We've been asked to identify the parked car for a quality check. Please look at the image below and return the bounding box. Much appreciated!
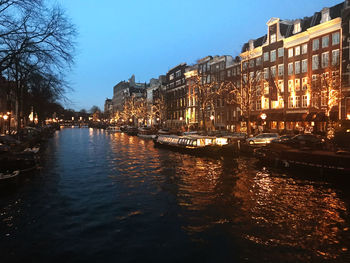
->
[246,133,279,145]
[284,134,325,149]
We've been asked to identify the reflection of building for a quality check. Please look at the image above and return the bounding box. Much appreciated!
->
[240,2,343,134]
[165,63,187,128]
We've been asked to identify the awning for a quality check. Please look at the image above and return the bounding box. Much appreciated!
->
[305,112,317,121]
[285,113,306,121]
[267,112,284,121]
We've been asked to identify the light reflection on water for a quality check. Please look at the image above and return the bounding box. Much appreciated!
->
[0,128,349,262]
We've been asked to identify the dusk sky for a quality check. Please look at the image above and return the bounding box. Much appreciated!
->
[57,0,342,111]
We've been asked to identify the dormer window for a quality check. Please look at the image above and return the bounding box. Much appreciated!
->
[270,33,276,43]
[321,8,330,23]
[293,20,301,34]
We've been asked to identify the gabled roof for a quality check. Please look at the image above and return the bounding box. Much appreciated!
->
[241,35,267,53]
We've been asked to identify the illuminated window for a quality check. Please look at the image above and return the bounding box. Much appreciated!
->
[270,50,276,62]
[278,64,284,76]
[278,80,284,92]
[263,97,269,109]
[288,63,293,75]
[322,36,329,48]
[288,96,294,108]
[332,32,340,45]
[302,77,308,90]
[302,44,308,54]
[295,78,300,91]
[279,96,284,108]
[312,55,319,70]
[302,59,308,73]
[312,39,319,51]
[295,61,300,74]
[312,92,318,108]
[295,46,300,56]
[288,79,294,92]
[288,48,293,57]
[321,52,329,68]
[264,82,269,94]
[271,121,278,129]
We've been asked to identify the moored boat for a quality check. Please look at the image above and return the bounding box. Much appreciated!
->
[106,126,121,133]
[0,170,20,185]
[137,127,156,139]
[153,134,240,158]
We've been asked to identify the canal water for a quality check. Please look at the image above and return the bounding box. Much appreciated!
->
[0,128,350,262]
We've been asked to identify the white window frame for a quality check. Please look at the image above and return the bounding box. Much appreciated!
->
[295,46,300,56]
[270,50,276,62]
[312,55,319,70]
[312,39,319,51]
[278,64,284,76]
[322,35,329,48]
[302,43,308,54]
[301,59,308,73]
[263,52,269,62]
[288,63,293,75]
[288,48,293,58]
[332,32,340,45]
[321,52,329,68]
[332,49,340,66]
[278,47,284,57]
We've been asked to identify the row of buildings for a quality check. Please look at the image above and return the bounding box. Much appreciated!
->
[105,1,350,135]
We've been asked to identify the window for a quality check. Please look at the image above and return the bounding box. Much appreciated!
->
[321,52,329,68]
[278,47,284,57]
[294,22,301,34]
[256,57,262,66]
[295,96,300,108]
[169,73,174,80]
[288,79,294,92]
[295,61,300,74]
[278,64,284,76]
[312,93,318,108]
[288,48,293,57]
[271,66,276,77]
[278,80,284,92]
[312,55,319,70]
[332,32,340,45]
[249,59,254,67]
[263,98,269,109]
[302,44,308,54]
[227,70,231,77]
[288,96,294,108]
[302,77,308,90]
[176,70,181,77]
[270,50,276,62]
[264,82,269,94]
[256,100,261,110]
[302,95,308,108]
[270,33,276,43]
[321,91,327,106]
[312,39,319,51]
[264,68,269,79]
[264,52,269,62]
[288,63,293,75]
[295,46,300,56]
[322,35,329,48]
[242,62,247,70]
[302,59,308,73]
[295,79,300,91]
[332,49,340,66]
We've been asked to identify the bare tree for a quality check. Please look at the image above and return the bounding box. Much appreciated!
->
[0,1,76,132]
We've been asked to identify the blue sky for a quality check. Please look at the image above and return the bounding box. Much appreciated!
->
[57,0,343,111]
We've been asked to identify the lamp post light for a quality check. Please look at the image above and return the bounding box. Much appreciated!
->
[210,115,215,131]
[260,113,267,132]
